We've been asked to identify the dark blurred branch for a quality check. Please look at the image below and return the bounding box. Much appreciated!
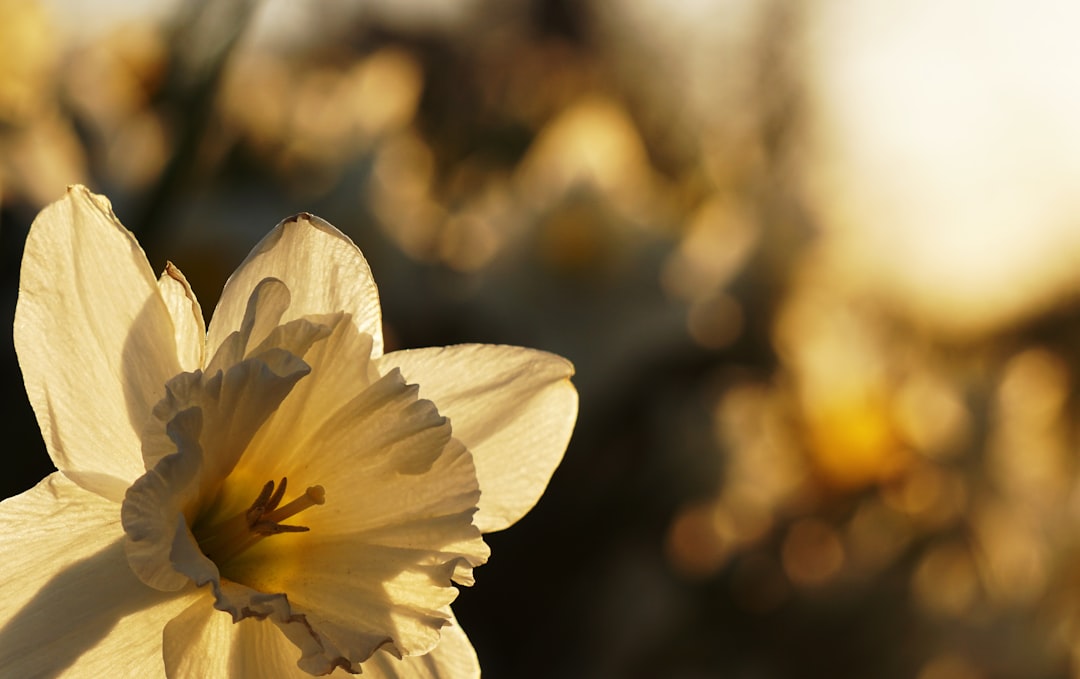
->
[132,0,257,255]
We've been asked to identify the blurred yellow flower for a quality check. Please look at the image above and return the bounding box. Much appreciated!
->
[1,186,577,677]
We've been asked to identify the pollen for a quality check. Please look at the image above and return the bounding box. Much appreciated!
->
[198,477,325,565]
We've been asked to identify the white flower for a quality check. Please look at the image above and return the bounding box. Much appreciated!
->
[0,186,577,677]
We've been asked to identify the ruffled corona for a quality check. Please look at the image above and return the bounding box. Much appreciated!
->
[121,276,489,675]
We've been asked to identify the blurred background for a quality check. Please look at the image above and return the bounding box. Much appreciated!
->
[4,0,1080,677]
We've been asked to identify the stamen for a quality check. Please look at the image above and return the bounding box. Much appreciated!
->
[259,482,325,529]
[197,477,325,565]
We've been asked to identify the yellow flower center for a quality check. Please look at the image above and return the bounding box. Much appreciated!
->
[197,477,325,565]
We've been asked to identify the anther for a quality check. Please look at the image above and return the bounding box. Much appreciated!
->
[197,477,326,565]
[252,479,326,535]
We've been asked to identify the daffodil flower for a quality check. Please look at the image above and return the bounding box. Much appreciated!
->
[0,186,577,677]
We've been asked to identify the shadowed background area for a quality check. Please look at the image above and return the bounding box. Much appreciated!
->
[4,1,1080,677]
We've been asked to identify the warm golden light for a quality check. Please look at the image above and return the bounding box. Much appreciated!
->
[781,518,845,587]
[803,0,1080,337]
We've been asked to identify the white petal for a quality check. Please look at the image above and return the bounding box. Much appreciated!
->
[0,473,198,677]
[204,277,292,376]
[363,616,480,679]
[162,596,232,678]
[141,280,331,472]
[123,409,211,592]
[164,596,319,678]
[221,370,488,665]
[168,578,387,676]
[124,346,313,591]
[158,262,206,372]
[206,213,384,363]
[14,185,183,501]
[378,344,578,532]
[163,603,479,678]
[231,316,380,494]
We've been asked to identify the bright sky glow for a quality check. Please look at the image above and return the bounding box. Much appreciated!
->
[804,0,1080,336]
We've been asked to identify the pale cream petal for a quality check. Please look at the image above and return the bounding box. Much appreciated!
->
[234,537,460,662]
[141,280,321,471]
[169,578,388,676]
[378,344,578,532]
[58,592,199,679]
[139,345,312,475]
[164,596,320,678]
[231,356,439,513]
[363,615,480,679]
[158,261,206,373]
[0,473,198,677]
[164,603,479,678]
[162,597,232,678]
[204,277,292,376]
[219,370,488,665]
[14,185,183,500]
[123,409,210,592]
[124,346,313,591]
[206,213,384,363]
[233,316,380,500]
